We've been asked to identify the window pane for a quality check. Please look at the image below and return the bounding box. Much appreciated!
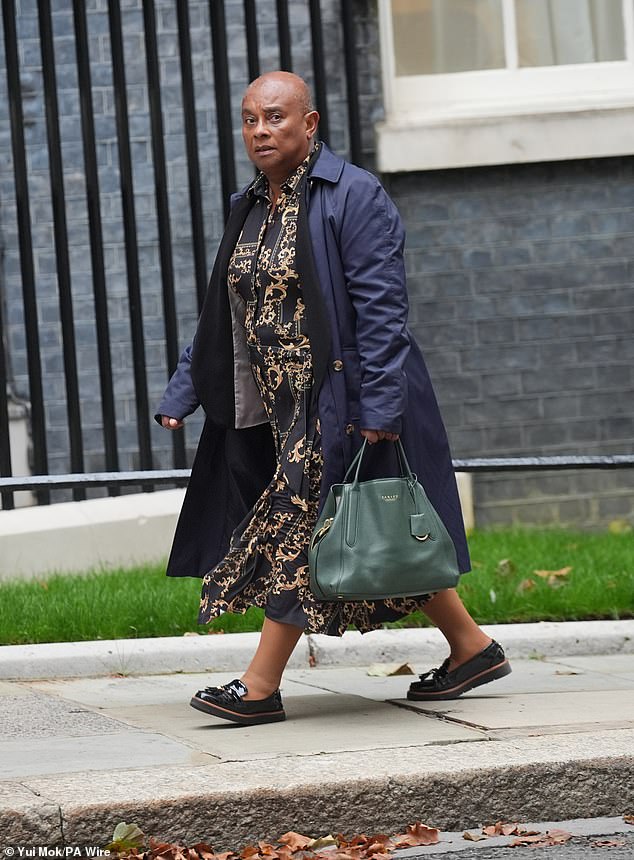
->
[391,0,505,76]
[516,0,625,67]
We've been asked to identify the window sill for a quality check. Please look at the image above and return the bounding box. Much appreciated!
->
[376,97,634,172]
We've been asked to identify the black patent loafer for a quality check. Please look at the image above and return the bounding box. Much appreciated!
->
[407,640,511,701]
[190,678,286,725]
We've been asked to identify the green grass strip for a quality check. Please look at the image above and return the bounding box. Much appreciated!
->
[0,528,632,645]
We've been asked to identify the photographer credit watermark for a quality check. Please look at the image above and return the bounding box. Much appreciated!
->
[3,848,110,858]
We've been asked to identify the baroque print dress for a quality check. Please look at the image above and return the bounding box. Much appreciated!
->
[198,147,430,635]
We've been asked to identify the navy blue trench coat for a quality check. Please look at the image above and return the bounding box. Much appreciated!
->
[156,144,470,580]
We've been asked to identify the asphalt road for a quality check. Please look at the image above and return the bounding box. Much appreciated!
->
[395,818,634,859]
[410,834,634,858]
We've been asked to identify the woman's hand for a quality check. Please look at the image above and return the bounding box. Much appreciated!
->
[161,415,184,430]
[360,429,399,444]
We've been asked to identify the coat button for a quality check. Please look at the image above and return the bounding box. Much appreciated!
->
[332,359,344,371]
[345,423,354,435]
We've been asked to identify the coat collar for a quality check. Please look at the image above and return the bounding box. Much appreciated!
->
[233,142,345,205]
[308,142,345,184]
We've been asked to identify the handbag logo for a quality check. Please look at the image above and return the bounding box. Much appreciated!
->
[381,494,399,501]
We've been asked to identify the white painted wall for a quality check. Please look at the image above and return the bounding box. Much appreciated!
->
[0,488,185,580]
[3,400,34,509]
[0,476,474,581]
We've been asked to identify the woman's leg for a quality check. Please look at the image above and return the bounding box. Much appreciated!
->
[240,616,304,699]
[422,588,491,670]
[239,593,491,699]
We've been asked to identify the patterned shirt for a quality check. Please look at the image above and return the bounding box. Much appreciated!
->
[227,145,320,350]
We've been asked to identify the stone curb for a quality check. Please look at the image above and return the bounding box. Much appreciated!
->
[2,741,633,846]
[1,619,633,680]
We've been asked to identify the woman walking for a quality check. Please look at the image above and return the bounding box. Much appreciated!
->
[157,72,510,725]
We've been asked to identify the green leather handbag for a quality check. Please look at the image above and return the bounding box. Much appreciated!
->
[308,439,460,601]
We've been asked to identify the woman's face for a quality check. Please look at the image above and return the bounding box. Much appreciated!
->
[241,76,318,187]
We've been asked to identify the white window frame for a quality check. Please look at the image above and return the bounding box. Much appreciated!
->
[377,0,634,172]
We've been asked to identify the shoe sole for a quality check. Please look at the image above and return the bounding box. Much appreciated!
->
[190,695,286,725]
[406,659,512,701]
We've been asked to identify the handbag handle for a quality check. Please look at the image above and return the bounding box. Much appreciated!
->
[343,439,415,486]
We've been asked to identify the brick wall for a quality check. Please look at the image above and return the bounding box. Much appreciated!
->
[385,159,634,527]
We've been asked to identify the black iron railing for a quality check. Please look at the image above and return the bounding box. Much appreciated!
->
[1,455,633,498]
[0,0,364,511]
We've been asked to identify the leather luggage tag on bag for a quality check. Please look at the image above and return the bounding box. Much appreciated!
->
[410,513,430,541]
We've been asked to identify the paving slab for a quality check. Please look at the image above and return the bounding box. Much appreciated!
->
[287,658,634,697]
[26,672,250,708]
[25,674,479,766]
[0,688,132,738]
[0,679,31,696]
[28,659,634,712]
[396,689,634,732]
[0,731,208,779]
[103,697,479,762]
[550,654,634,679]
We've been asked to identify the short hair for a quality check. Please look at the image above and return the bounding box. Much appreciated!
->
[245,71,315,114]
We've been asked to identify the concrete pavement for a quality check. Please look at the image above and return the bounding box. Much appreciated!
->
[1,621,633,850]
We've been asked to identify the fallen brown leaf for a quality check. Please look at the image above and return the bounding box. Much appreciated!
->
[511,829,572,847]
[516,578,535,593]
[366,838,391,854]
[509,834,546,846]
[147,838,191,860]
[366,663,415,677]
[497,558,515,576]
[334,850,363,860]
[534,566,572,587]
[392,823,440,848]
[545,828,573,844]
[344,835,370,849]
[149,837,175,853]
[189,845,219,860]
[111,821,449,860]
[534,566,572,578]
[555,670,579,676]
[593,840,625,848]
[307,835,338,851]
[624,814,634,824]
[462,831,487,841]
[482,822,522,837]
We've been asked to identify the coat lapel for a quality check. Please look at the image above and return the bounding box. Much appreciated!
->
[297,173,332,397]
[190,193,255,425]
